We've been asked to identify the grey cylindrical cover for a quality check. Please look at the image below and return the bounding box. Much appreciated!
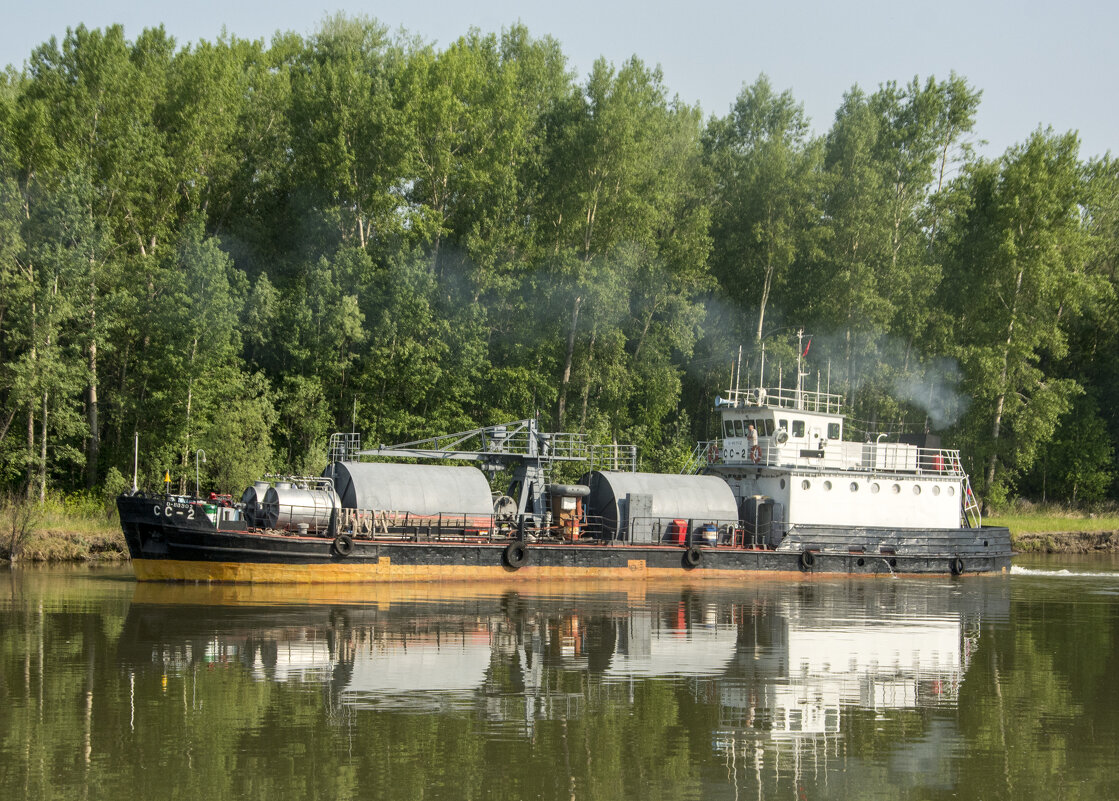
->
[582,471,739,537]
[326,462,494,515]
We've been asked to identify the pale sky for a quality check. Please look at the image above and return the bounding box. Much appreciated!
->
[2,0,1114,160]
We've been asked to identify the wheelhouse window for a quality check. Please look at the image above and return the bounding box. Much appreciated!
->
[828,422,841,440]
[792,420,805,438]
[778,418,788,433]
[734,419,745,437]
[723,420,735,438]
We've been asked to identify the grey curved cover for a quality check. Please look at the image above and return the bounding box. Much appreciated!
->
[326,462,494,515]
[581,471,739,537]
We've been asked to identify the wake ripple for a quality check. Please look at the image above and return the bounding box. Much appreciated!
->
[1011,565,1119,579]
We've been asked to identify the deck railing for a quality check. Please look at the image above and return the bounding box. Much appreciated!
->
[720,386,844,414]
[690,439,967,477]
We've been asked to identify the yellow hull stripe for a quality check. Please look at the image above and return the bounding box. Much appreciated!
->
[131,558,815,584]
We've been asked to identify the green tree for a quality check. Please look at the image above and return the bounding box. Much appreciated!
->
[942,130,1096,503]
[704,74,823,343]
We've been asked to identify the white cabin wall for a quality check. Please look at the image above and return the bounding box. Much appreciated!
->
[730,473,962,529]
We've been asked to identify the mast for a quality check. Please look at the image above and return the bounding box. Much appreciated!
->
[795,329,804,410]
[734,345,743,400]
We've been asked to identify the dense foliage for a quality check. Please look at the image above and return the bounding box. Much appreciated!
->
[0,18,1115,505]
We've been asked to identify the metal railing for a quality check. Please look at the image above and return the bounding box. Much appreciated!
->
[589,443,639,473]
[706,440,968,477]
[720,386,843,414]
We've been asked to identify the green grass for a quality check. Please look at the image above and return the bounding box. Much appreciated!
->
[986,513,1119,534]
[2,492,128,562]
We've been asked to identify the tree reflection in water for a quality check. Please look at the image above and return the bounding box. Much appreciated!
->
[5,569,1119,800]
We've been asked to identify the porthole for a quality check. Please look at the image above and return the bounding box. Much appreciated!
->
[780,479,786,489]
[801,480,811,490]
[947,486,956,496]
[856,558,865,567]
[913,485,922,495]
[871,483,880,494]
[891,484,901,494]
[932,485,941,496]
[849,482,859,492]
[823,480,833,491]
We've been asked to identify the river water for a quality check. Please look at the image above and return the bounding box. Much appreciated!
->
[2,558,1117,800]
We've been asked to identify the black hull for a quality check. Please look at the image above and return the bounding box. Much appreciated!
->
[118,495,1013,582]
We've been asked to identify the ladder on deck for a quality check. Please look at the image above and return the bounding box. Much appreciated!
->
[952,454,982,528]
[682,441,719,475]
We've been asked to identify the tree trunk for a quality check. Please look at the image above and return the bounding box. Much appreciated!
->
[579,323,598,431]
[39,390,48,504]
[180,336,198,494]
[26,410,34,500]
[557,296,582,428]
[755,262,773,343]
[0,407,15,447]
[985,269,1024,493]
[86,333,99,489]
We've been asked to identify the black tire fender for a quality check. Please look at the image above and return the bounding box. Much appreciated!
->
[799,550,816,571]
[950,556,964,575]
[503,541,528,569]
[333,534,354,557]
[684,546,702,568]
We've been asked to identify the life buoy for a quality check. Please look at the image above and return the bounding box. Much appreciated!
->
[684,546,702,567]
[750,445,762,464]
[950,557,964,575]
[333,534,354,557]
[799,550,815,571]
[503,542,528,568]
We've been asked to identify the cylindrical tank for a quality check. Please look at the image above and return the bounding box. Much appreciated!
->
[580,471,739,540]
[741,495,775,547]
[259,485,340,530]
[240,480,270,526]
[325,462,494,516]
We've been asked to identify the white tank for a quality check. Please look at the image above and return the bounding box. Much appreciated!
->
[259,485,340,531]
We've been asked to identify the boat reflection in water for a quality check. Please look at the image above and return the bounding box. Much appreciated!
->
[120,578,1004,736]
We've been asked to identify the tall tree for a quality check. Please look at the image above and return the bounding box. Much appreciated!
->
[704,75,822,344]
[943,130,1096,502]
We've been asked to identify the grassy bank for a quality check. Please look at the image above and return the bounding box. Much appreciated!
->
[987,502,1119,553]
[2,494,127,562]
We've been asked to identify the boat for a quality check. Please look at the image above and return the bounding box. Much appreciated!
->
[117,340,1013,582]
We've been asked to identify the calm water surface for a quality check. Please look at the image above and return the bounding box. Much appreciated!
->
[2,560,1117,800]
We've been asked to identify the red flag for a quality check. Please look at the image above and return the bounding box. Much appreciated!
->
[801,338,812,357]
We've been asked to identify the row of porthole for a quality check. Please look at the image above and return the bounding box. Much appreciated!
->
[800,479,955,496]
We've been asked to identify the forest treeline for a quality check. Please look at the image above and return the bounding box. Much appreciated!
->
[1,16,1116,507]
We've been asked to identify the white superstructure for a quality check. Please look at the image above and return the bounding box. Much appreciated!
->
[691,337,980,533]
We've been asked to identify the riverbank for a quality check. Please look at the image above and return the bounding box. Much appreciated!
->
[15,527,128,562]
[986,509,1119,553]
[1008,530,1119,553]
[2,496,127,562]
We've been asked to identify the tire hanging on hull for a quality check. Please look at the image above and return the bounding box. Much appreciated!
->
[503,542,528,568]
[333,534,354,557]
